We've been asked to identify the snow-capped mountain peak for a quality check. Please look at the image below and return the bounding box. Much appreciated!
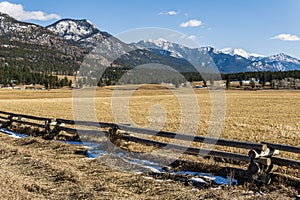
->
[47,18,114,50]
[220,48,264,59]
[202,46,222,54]
[137,39,300,72]
[137,39,187,58]
[156,38,169,43]
[265,53,300,64]
[47,19,99,42]
[232,48,250,59]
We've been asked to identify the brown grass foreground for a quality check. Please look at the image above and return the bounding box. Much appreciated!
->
[0,86,299,199]
[1,134,296,200]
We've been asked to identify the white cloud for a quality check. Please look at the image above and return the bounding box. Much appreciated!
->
[0,1,60,21]
[159,10,178,16]
[271,33,300,41]
[167,11,177,16]
[180,19,202,28]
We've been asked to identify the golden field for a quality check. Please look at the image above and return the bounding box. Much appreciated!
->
[1,86,299,148]
[0,86,299,199]
[0,86,299,160]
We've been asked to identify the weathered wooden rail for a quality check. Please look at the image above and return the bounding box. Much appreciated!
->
[261,142,300,154]
[117,124,267,151]
[0,111,299,184]
[0,111,51,132]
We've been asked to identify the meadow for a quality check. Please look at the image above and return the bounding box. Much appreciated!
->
[0,86,299,199]
[1,86,299,149]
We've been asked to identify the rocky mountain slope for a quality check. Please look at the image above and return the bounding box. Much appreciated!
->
[0,13,83,57]
[0,13,84,77]
[47,19,197,72]
[47,19,112,51]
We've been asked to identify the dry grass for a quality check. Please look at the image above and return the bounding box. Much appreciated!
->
[0,86,299,199]
[1,87,299,153]
[0,133,297,199]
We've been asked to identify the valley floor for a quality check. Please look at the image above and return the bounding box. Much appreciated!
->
[0,87,299,199]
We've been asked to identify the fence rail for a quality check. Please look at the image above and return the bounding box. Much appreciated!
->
[56,120,267,150]
[57,118,300,170]
[12,119,47,128]
[56,118,116,128]
[261,142,300,154]
[0,111,51,132]
[56,126,107,136]
[0,116,8,120]
[0,111,51,122]
[117,124,267,151]
[0,111,299,174]
[124,135,261,163]
[271,157,300,169]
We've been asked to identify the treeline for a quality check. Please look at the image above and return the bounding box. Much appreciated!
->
[182,70,300,83]
[182,70,300,89]
[0,65,72,89]
[221,70,300,89]
[2,55,300,90]
[77,67,188,88]
[75,68,300,89]
[221,70,300,85]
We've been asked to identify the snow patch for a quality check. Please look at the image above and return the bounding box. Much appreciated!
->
[174,171,238,185]
[0,128,28,138]
[221,48,264,59]
[189,177,207,184]
[1,128,238,187]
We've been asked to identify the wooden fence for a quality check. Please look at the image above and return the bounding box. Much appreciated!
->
[0,111,51,131]
[0,111,299,184]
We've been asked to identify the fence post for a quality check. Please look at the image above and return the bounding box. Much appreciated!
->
[4,114,14,128]
[45,119,51,133]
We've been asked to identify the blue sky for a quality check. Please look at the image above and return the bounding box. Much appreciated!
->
[0,0,300,58]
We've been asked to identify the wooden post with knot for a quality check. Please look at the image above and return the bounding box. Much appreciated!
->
[247,146,280,185]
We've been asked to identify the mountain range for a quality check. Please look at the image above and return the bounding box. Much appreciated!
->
[136,39,300,73]
[1,12,300,75]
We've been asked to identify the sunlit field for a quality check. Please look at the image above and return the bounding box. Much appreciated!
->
[1,86,300,198]
[1,86,299,154]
